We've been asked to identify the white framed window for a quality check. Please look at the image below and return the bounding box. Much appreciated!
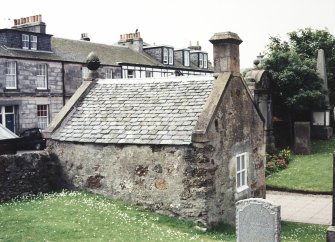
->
[163,48,168,64]
[37,105,49,129]
[184,51,190,67]
[169,49,173,65]
[37,64,47,89]
[105,68,112,79]
[127,69,135,78]
[236,152,248,192]
[203,53,208,69]
[5,61,17,89]
[199,53,204,68]
[22,34,29,49]
[30,35,37,50]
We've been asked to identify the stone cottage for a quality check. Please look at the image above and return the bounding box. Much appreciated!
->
[45,32,265,227]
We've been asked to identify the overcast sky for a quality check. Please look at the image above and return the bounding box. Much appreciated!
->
[1,0,335,68]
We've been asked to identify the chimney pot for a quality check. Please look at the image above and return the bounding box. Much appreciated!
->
[209,31,243,75]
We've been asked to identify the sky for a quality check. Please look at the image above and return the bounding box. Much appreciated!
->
[1,0,335,69]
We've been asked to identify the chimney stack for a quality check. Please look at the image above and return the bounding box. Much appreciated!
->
[209,32,242,75]
[81,33,90,41]
[12,14,46,34]
[118,31,143,52]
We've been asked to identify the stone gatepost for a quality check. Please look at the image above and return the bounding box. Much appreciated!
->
[236,198,281,242]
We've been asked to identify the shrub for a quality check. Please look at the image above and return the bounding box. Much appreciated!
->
[265,148,292,176]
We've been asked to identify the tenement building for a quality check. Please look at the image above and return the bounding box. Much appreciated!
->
[0,15,212,134]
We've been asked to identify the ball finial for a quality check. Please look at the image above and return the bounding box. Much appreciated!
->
[86,52,100,71]
[253,59,260,67]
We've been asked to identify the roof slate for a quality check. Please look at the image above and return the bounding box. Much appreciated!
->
[52,76,214,145]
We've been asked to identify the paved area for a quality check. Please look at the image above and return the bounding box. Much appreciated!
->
[266,190,332,225]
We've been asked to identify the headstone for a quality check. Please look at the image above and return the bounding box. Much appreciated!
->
[317,49,330,106]
[236,198,281,242]
[294,122,311,154]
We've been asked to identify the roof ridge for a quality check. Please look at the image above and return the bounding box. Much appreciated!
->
[97,75,213,84]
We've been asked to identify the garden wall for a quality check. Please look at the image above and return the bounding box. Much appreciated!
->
[0,151,64,202]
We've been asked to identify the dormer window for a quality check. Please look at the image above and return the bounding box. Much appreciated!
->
[184,51,190,67]
[163,47,174,65]
[22,34,38,50]
[22,34,29,49]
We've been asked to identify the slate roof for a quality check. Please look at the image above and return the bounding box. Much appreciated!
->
[51,37,162,66]
[52,76,214,145]
[0,33,212,71]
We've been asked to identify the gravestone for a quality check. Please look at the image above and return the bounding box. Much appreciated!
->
[236,198,281,242]
[294,122,311,155]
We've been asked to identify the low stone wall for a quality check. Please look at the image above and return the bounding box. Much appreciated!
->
[0,151,64,202]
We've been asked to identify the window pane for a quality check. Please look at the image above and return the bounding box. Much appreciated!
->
[6,62,17,88]
[5,106,14,113]
[163,48,168,64]
[199,53,203,67]
[22,34,29,49]
[105,68,112,79]
[237,156,240,171]
[37,105,48,129]
[242,171,246,186]
[169,49,173,65]
[241,155,245,169]
[37,64,47,89]
[184,51,190,66]
[31,35,37,50]
[237,173,241,187]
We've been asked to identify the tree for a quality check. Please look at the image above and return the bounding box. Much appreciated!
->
[263,28,335,146]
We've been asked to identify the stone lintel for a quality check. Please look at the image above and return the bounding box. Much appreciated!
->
[191,72,231,143]
[43,80,97,138]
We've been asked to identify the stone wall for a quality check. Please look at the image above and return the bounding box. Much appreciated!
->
[0,151,63,202]
[48,141,218,227]
[204,76,266,225]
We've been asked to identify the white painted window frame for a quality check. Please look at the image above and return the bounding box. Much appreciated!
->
[184,51,190,67]
[36,64,47,89]
[37,104,49,129]
[169,48,173,65]
[105,68,113,79]
[5,61,17,89]
[236,152,248,192]
[22,34,29,49]
[163,48,168,64]
[199,53,204,68]
[203,53,208,69]
[30,35,37,50]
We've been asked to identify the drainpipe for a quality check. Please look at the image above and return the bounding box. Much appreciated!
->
[62,62,66,105]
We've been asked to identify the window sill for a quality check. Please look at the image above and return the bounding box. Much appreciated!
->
[3,88,20,92]
[35,88,49,92]
[236,185,249,194]
[235,186,250,200]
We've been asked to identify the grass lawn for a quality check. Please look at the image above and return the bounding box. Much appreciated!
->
[0,191,328,241]
[266,137,334,193]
